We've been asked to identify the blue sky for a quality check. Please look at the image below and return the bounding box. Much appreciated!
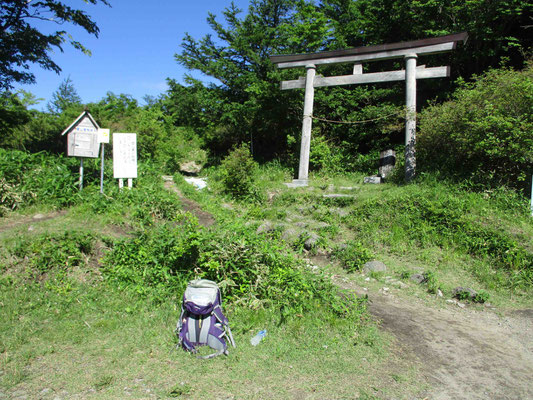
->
[15,0,251,109]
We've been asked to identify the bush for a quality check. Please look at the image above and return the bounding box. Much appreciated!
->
[348,187,533,289]
[220,143,260,200]
[14,231,95,273]
[102,218,363,319]
[418,64,533,191]
[332,241,374,272]
[0,149,81,209]
[309,134,343,173]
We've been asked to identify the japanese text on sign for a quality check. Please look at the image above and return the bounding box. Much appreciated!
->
[113,133,138,179]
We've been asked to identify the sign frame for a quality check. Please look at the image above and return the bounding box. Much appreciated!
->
[113,133,138,179]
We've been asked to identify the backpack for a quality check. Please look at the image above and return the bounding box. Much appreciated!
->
[175,279,236,359]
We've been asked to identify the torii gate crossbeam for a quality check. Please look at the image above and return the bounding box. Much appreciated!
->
[270,32,467,185]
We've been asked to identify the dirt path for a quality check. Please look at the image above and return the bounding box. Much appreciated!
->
[0,210,67,233]
[162,176,215,228]
[336,277,533,399]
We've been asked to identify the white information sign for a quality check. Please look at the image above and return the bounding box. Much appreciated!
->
[97,128,110,144]
[113,133,138,179]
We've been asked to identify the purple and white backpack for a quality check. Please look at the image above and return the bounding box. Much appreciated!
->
[176,279,236,359]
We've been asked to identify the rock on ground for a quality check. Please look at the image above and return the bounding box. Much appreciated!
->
[363,260,387,274]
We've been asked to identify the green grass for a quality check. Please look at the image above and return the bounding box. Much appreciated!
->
[0,159,424,399]
[0,276,419,399]
[198,164,533,308]
[3,151,532,399]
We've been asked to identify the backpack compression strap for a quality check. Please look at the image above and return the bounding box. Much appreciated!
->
[179,313,228,359]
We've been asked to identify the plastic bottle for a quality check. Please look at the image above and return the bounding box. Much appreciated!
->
[250,329,267,346]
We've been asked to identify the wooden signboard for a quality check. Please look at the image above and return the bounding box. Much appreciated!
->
[61,111,100,158]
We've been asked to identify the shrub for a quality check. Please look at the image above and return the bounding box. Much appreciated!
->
[0,149,81,209]
[0,178,31,215]
[418,64,533,191]
[309,134,343,173]
[101,217,201,298]
[332,241,374,273]
[102,218,363,319]
[14,231,95,273]
[220,143,260,200]
[347,186,533,289]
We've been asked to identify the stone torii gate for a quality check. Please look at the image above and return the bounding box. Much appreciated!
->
[270,32,467,186]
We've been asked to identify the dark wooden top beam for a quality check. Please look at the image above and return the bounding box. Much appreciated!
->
[270,32,468,65]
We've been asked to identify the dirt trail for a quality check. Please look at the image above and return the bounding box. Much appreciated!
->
[162,175,215,227]
[0,210,67,233]
[337,277,533,399]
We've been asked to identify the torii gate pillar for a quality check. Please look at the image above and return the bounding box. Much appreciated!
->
[270,32,467,186]
[297,64,316,184]
[405,54,417,181]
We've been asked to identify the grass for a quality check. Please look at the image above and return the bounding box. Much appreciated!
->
[0,166,424,399]
[197,164,533,309]
[0,276,419,399]
[2,153,533,399]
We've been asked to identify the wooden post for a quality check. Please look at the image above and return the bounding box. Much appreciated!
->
[79,158,84,190]
[405,54,417,182]
[127,178,132,189]
[100,143,105,194]
[119,178,124,189]
[297,64,316,183]
[530,175,533,217]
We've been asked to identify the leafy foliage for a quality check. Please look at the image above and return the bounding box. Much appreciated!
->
[332,241,374,272]
[102,217,362,319]
[349,185,533,289]
[0,148,81,209]
[0,0,110,90]
[170,0,532,171]
[47,77,82,115]
[418,64,533,190]
[14,231,95,273]
[220,143,260,200]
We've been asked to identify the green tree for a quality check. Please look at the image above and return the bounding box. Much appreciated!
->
[0,90,34,148]
[174,0,331,160]
[220,143,260,199]
[172,0,532,171]
[47,77,82,115]
[0,0,110,90]
[336,0,533,76]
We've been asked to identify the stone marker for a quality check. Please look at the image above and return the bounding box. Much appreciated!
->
[363,260,387,274]
[364,176,382,184]
[379,149,396,179]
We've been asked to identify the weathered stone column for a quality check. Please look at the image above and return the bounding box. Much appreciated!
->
[405,54,417,182]
[297,64,316,183]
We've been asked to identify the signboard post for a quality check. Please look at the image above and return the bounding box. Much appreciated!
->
[61,111,101,190]
[113,133,138,189]
[97,128,110,194]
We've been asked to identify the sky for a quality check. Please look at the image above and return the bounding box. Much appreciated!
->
[14,0,251,110]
